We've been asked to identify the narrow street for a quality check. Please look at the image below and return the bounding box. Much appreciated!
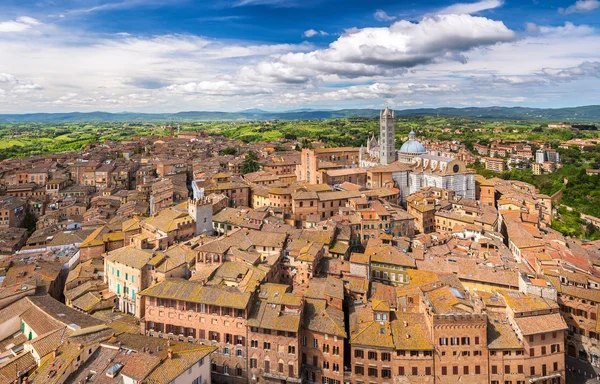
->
[566,356,600,384]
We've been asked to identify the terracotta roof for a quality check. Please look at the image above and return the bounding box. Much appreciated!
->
[514,313,567,335]
[139,279,251,309]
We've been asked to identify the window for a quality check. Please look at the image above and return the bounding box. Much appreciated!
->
[464,366,469,375]
[505,365,510,374]
[354,349,364,359]
[411,367,417,376]
[381,352,390,361]
[426,367,432,376]
[474,336,480,345]
[236,349,243,357]
[264,342,271,350]
[439,337,447,345]
[492,366,497,374]
[398,367,404,375]
[551,344,560,353]
[288,345,296,354]
[528,335,534,342]
[453,366,458,375]
[250,359,257,368]
[541,333,545,341]
[541,346,547,355]
[530,367,535,376]
[518,365,523,374]
[368,367,378,378]
[529,348,534,357]
[302,336,307,346]
[368,351,377,360]
[332,346,340,355]
[236,367,242,376]
[289,364,294,377]
[251,340,258,348]
[475,366,481,375]
[279,363,285,373]
[323,361,329,370]
[264,361,270,373]
[442,367,447,376]
[223,365,229,375]
[553,362,558,371]
[354,366,364,376]
[313,339,319,348]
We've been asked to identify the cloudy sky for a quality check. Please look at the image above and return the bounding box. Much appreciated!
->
[1,0,600,113]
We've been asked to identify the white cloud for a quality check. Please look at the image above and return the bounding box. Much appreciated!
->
[560,0,600,14]
[525,22,540,33]
[438,0,504,15]
[244,14,516,83]
[1,5,600,112]
[374,10,397,22]
[303,29,328,38]
[164,80,272,96]
[0,73,43,94]
[541,61,600,81]
[0,16,41,33]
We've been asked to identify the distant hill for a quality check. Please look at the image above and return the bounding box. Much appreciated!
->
[1,105,600,122]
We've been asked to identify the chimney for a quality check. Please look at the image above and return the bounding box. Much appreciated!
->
[167,348,174,360]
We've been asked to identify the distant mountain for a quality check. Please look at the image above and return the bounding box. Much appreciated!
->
[284,108,334,112]
[238,108,269,114]
[1,105,600,123]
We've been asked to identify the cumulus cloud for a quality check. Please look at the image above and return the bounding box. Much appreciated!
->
[164,80,272,96]
[472,74,550,86]
[541,61,600,80]
[559,0,600,14]
[303,29,328,38]
[243,14,516,84]
[0,16,41,33]
[374,10,397,22]
[0,73,43,94]
[525,22,540,33]
[438,0,504,15]
[277,82,454,104]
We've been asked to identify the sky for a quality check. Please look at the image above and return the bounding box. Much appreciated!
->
[1,0,600,113]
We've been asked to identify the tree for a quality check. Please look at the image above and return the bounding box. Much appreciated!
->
[22,211,37,235]
[241,151,260,175]
[222,147,237,155]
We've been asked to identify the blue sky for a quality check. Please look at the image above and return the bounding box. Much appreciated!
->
[1,0,600,112]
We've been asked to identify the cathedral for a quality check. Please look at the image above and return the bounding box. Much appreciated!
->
[359,107,397,167]
[359,110,475,202]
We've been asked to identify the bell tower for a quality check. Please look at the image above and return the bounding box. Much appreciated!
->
[379,107,396,165]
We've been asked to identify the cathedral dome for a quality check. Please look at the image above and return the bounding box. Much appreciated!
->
[399,131,426,154]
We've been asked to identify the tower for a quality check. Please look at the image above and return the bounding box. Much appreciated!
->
[188,197,213,236]
[379,107,396,165]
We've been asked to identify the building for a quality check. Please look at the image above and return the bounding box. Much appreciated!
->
[379,107,396,165]
[150,178,174,215]
[409,155,476,200]
[484,157,506,173]
[398,130,427,163]
[139,279,253,384]
[296,147,360,184]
